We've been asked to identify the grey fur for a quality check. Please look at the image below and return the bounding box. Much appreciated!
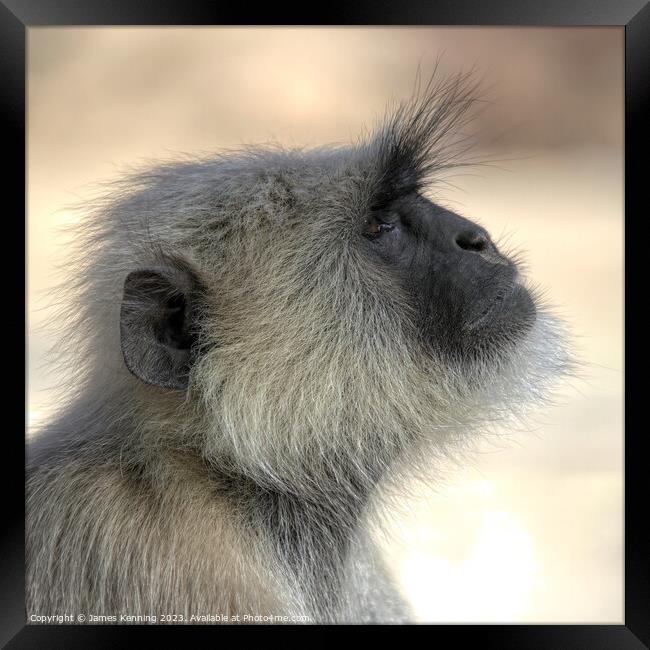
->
[27,71,571,624]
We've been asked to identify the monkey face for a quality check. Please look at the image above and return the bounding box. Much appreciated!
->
[359,192,536,365]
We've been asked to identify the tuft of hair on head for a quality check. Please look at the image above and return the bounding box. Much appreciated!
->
[364,62,485,211]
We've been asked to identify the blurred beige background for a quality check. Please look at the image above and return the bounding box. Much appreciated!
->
[27,27,623,623]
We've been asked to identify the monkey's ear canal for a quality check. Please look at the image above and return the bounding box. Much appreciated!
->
[120,263,202,391]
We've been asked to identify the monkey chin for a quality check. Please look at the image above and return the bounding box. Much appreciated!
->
[465,281,537,338]
[466,299,571,419]
[445,277,571,423]
[449,283,538,380]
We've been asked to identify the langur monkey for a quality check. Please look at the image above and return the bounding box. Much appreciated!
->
[27,71,570,623]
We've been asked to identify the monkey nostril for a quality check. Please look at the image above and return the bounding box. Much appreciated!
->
[455,231,489,253]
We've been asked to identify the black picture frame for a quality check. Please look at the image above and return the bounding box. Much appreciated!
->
[5,1,647,646]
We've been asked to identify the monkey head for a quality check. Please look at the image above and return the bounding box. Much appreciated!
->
[100,74,570,489]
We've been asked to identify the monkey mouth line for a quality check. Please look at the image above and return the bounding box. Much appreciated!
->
[466,283,519,331]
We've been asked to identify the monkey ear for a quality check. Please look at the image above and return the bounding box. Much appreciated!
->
[120,263,202,390]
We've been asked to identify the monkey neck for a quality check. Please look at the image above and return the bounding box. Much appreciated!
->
[213,459,384,618]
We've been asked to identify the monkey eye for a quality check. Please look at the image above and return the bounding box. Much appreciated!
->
[364,220,395,239]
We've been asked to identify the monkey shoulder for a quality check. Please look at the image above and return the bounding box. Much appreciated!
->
[26,441,291,618]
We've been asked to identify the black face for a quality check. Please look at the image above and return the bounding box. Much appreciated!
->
[362,193,536,363]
